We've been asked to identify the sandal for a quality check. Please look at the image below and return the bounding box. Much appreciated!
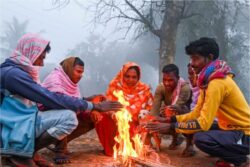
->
[53,154,71,164]
[47,145,71,155]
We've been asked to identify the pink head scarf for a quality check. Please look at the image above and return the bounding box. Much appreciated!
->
[41,58,81,98]
[9,33,50,83]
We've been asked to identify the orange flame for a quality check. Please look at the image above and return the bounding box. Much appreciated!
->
[113,90,145,164]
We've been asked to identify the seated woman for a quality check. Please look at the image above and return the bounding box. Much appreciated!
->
[39,56,104,164]
[95,62,154,156]
[0,34,122,167]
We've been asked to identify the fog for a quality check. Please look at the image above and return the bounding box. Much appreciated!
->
[0,0,159,95]
[0,0,249,102]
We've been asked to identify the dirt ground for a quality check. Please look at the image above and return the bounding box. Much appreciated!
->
[36,130,218,167]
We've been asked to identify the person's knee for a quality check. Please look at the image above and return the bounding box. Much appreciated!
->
[52,110,79,139]
[37,110,79,140]
[63,110,78,130]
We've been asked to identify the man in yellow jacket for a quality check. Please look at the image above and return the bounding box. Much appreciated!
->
[146,37,250,167]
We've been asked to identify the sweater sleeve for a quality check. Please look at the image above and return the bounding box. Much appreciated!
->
[4,68,93,112]
[175,80,223,134]
[176,89,204,123]
[150,84,164,116]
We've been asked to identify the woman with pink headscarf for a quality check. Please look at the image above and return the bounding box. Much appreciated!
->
[39,56,105,164]
[0,34,122,167]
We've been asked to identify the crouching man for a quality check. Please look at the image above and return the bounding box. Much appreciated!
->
[146,37,250,167]
[0,34,123,167]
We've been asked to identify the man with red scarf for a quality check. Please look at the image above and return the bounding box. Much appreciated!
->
[146,37,250,167]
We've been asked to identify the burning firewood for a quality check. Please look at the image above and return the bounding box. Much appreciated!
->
[112,91,172,167]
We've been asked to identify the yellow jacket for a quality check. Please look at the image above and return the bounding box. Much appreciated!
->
[176,75,250,135]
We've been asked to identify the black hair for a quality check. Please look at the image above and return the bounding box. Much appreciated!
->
[128,66,140,78]
[74,57,84,66]
[45,43,51,53]
[185,37,219,60]
[162,64,179,77]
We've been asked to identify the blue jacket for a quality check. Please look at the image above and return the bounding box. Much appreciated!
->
[0,59,93,157]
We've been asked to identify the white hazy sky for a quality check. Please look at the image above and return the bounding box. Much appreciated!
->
[0,0,130,63]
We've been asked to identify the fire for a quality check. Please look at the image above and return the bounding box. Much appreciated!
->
[113,90,145,164]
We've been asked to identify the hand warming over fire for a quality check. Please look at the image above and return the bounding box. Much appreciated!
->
[167,105,183,114]
[160,105,179,117]
[144,122,172,134]
[93,101,123,112]
[159,104,166,117]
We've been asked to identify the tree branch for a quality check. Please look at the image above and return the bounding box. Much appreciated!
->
[124,0,161,37]
[181,13,201,20]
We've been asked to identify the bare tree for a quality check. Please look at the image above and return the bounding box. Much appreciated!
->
[51,0,249,82]
[94,0,203,79]
[51,0,200,80]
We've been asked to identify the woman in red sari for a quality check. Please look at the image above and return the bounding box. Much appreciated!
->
[95,62,154,156]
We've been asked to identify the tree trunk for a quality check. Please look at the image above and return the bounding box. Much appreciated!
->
[158,34,177,82]
[214,2,228,61]
[158,1,182,82]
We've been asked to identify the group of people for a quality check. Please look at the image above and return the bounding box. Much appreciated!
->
[0,34,249,167]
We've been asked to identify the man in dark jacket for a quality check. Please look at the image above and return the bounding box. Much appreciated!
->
[0,33,122,167]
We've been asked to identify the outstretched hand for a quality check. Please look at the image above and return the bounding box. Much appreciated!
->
[160,105,181,117]
[144,122,171,134]
[93,101,123,112]
[159,105,167,117]
[167,105,179,112]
